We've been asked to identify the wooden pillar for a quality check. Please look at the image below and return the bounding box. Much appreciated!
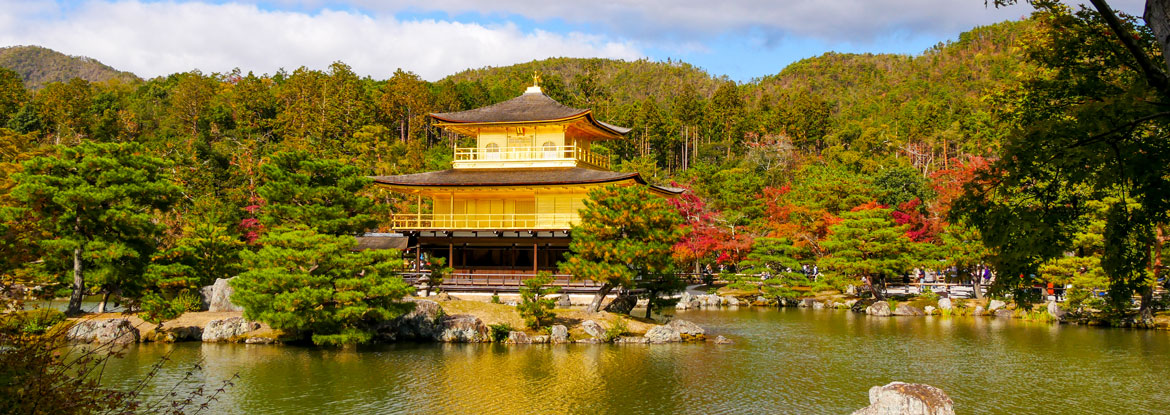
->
[533,242,539,273]
[448,241,454,268]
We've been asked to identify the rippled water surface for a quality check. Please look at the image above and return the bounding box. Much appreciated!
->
[100,308,1170,414]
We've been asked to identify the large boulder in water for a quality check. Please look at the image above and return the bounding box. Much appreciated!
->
[851,299,876,314]
[379,299,445,341]
[893,303,925,316]
[549,324,569,343]
[644,325,682,343]
[505,331,531,344]
[581,320,606,339]
[1047,301,1066,320]
[604,294,638,314]
[988,299,1006,312]
[666,319,705,341]
[67,318,139,344]
[202,317,260,342]
[867,301,892,317]
[201,277,243,312]
[852,382,955,415]
[937,298,953,311]
[434,314,489,343]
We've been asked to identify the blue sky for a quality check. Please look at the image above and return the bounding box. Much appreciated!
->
[0,0,1147,82]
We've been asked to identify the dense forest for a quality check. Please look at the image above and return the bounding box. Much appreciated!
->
[1,8,1162,323]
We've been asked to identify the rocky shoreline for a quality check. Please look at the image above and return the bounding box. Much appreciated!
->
[63,297,723,346]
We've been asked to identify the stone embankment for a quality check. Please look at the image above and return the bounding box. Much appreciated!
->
[65,297,721,346]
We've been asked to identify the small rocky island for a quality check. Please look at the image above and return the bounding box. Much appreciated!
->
[64,281,718,346]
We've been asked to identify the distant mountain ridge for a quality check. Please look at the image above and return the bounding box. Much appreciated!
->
[0,45,139,89]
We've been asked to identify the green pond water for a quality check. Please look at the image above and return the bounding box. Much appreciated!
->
[98,308,1170,414]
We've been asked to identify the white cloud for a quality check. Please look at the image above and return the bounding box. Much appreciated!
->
[274,0,1149,45]
[0,0,644,80]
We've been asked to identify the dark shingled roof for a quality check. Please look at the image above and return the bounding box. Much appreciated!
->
[372,168,640,187]
[430,90,632,135]
[354,234,410,251]
[372,168,685,196]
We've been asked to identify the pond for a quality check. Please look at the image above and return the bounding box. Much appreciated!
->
[98,308,1170,414]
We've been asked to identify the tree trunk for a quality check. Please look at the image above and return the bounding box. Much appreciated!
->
[97,290,111,314]
[66,246,84,316]
[644,289,657,319]
[1139,286,1155,324]
[586,283,614,313]
[1147,0,1170,76]
[866,276,884,300]
[972,267,985,300]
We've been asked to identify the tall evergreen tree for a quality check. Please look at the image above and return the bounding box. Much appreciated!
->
[13,142,180,314]
[230,227,412,346]
[819,202,914,299]
[257,150,379,236]
[560,184,685,313]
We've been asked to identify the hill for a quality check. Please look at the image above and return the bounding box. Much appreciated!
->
[0,45,139,89]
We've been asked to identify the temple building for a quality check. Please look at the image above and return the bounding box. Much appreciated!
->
[372,78,681,291]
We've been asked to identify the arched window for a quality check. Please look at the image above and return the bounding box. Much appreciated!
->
[484,143,500,160]
[542,141,557,159]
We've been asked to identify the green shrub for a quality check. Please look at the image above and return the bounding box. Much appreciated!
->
[517,273,559,329]
[490,294,501,304]
[0,308,66,335]
[488,323,513,342]
[603,318,629,341]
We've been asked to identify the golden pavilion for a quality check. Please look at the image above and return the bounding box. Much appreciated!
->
[372,78,682,291]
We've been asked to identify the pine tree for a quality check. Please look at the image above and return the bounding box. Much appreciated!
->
[13,142,180,315]
[257,150,379,236]
[230,227,412,346]
[819,202,914,299]
[561,184,685,314]
[517,273,559,329]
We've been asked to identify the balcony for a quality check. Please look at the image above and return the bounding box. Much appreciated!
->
[452,145,610,170]
[391,212,580,230]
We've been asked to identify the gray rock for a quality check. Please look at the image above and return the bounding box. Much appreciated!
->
[549,324,569,343]
[604,294,638,314]
[851,299,876,314]
[988,299,1006,312]
[575,337,605,344]
[893,303,925,316]
[614,336,649,344]
[924,306,936,315]
[581,320,606,339]
[434,314,490,343]
[845,299,859,308]
[852,382,955,415]
[644,325,682,343]
[937,298,953,311]
[531,335,549,344]
[505,331,530,344]
[67,318,140,344]
[993,308,1013,319]
[724,296,740,306]
[202,317,260,343]
[666,319,705,341]
[799,298,817,308]
[867,301,892,317]
[973,305,985,316]
[244,336,277,344]
[704,295,721,307]
[556,294,571,308]
[713,335,733,344]
[380,299,445,341]
[812,300,825,310]
[846,285,857,295]
[1047,301,1066,320]
[201,277,243,312]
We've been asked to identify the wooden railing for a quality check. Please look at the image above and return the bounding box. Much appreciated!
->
[391,212,579,230]
[452,145,609,169]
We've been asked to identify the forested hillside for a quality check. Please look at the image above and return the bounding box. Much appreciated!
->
[0,45,140,89]
[2,17,1089,314]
